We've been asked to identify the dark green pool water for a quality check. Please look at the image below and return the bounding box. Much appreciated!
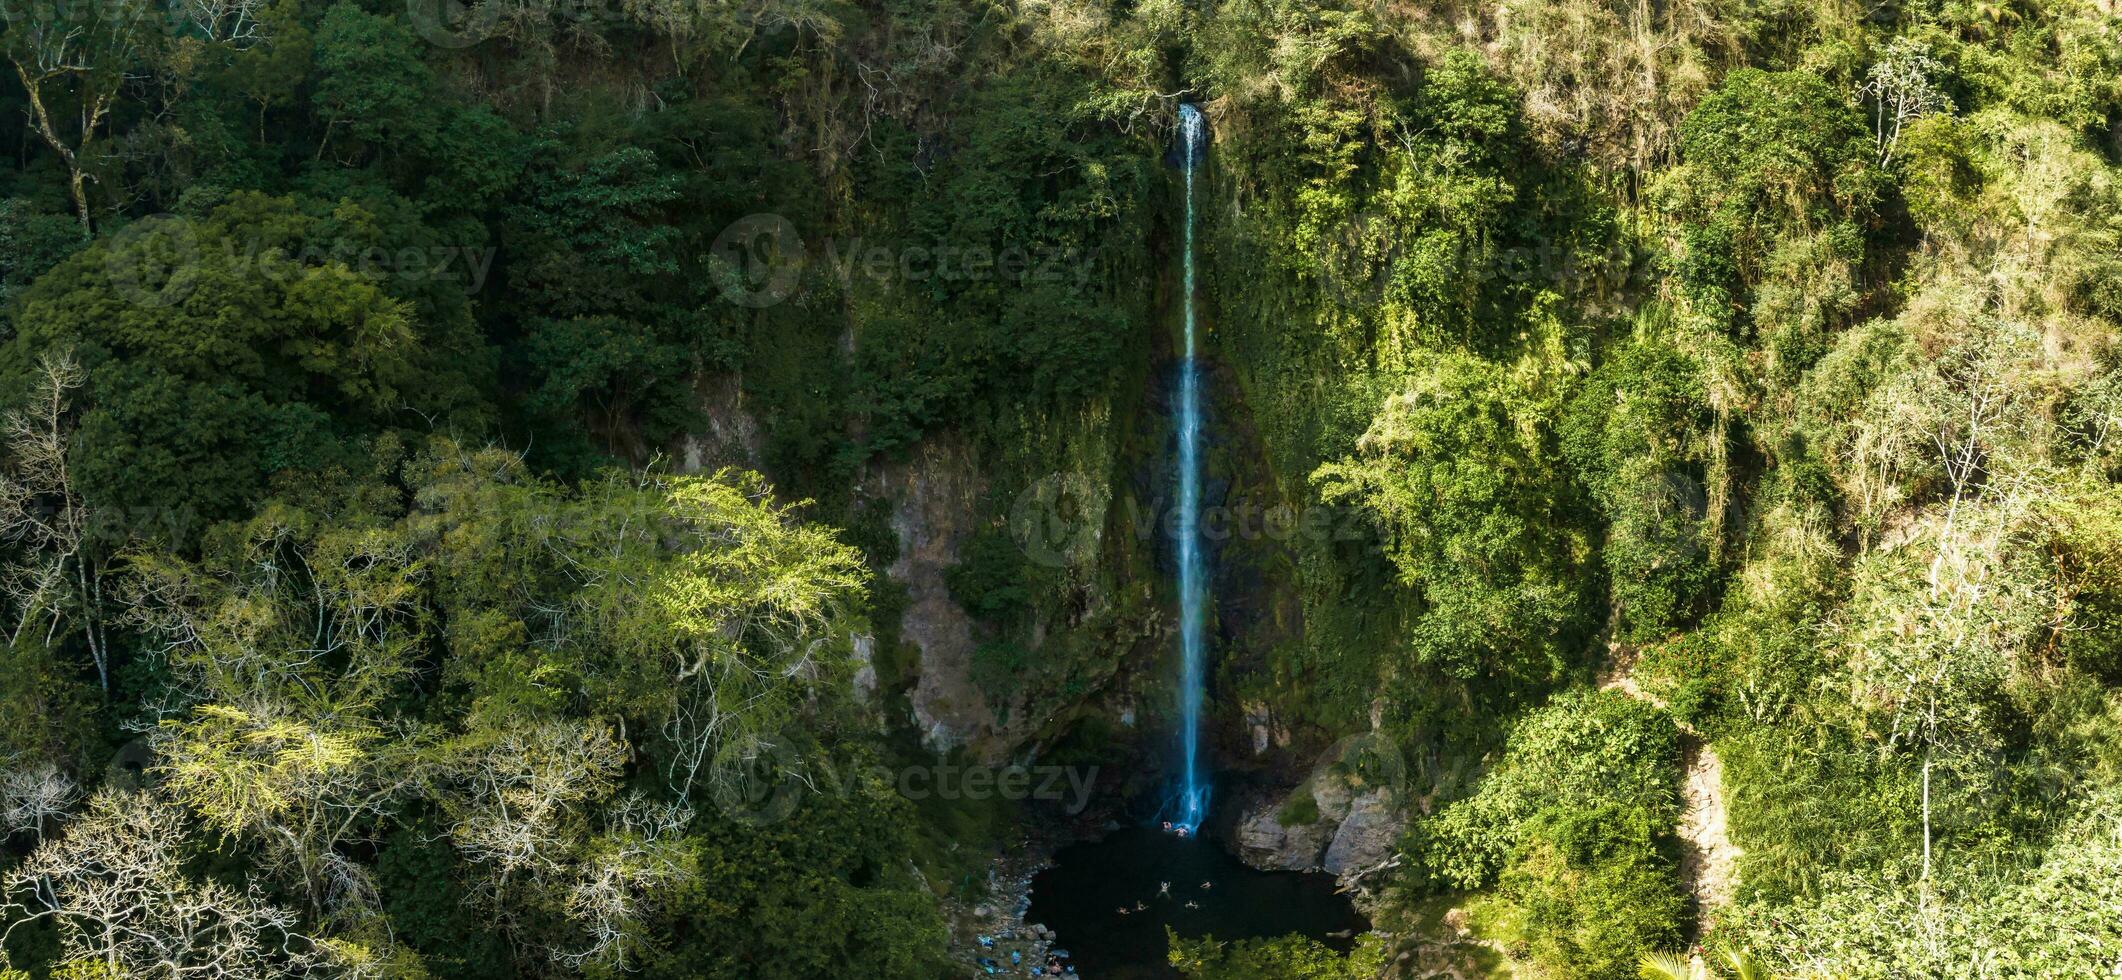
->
[1025,827,1367,978]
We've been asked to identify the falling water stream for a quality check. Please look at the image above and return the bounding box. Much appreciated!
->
[1172,102,1209,833]
[1023,104,1365,977]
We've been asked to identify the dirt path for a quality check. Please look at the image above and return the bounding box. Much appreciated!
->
[1675,738,1739,910]
[1599,666,1741,914]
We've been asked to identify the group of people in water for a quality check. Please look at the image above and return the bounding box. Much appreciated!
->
[974,938,1075,976]
[1115,878,1212,917]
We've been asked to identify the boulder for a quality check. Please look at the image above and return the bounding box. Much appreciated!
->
[1323,788,1403,876]
[1311,769,1354,825]
[1235,795,1332,870]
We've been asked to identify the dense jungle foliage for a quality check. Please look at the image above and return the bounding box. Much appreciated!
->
[4,0,2122,976]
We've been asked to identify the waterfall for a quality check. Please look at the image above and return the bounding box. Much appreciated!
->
[1172,103,1209,833]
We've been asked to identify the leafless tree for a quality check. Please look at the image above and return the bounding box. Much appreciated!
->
[1843,324,2059,881]
[2,0,157,231]
[0,351,112,693]
[429,725,701,969]
[0,759,80,843]
[155,700,422,915]
[433,720,626,899]
[120,512,422,714]
[1,790,335,978]
[551,796,693,971]
[176,0,272,46]
[1858,38,1949,168]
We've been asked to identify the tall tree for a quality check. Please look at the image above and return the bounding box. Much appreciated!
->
[2,0,156,231]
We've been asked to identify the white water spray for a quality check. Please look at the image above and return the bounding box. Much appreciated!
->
[1172,103,1209,832]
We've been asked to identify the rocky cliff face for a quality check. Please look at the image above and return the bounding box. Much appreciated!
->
[682,271,1313,803]
[1235,799,1335,868]
[867,437,1006,758]
[1234,738,1409,882]
[1321,787,1400,876]
[680,374,765,473]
